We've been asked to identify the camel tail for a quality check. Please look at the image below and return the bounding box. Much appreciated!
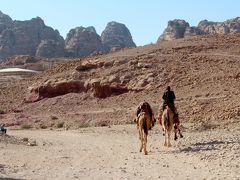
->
[143,117,148,135]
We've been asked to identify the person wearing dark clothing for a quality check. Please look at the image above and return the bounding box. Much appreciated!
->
[158,86,180,125]
[0,124,7,134]
[162,86,176,107]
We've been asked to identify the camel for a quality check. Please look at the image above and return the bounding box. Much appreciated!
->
[136,111,155,155]
[161,107,183,147]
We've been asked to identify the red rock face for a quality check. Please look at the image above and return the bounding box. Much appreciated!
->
[25,77,130,102]
[25,80,86,102]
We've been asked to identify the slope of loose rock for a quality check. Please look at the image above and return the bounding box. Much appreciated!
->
[0,33,239,128]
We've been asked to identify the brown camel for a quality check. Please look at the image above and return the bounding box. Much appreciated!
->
[136,111,155,155]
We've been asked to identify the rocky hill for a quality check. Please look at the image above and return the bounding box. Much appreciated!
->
[0,33,239,129]
[0,11,64,59]
[158,17,240,42]
[101,21,136,51]
[65,26,103,57]
[0,11,136,60]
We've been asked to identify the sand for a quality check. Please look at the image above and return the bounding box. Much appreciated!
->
[0,124,239,180]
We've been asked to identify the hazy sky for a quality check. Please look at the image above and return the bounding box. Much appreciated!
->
[1,0,240,46]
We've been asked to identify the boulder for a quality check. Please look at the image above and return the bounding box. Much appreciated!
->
[25,80,86,102]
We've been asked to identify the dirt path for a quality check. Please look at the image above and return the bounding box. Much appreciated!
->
[0,124,239,180]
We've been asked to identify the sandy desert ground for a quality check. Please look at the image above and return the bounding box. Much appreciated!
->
[0,123,239,180]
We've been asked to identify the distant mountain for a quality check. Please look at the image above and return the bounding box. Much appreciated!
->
[0,11,136,60]
[158,17,240,42]
[0,11,65,59]
[101,21,136,52]
[65,26,103,57]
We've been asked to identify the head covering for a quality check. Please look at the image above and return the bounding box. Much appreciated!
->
[167,86,171,91]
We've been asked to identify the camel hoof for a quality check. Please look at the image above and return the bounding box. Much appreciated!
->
[174,136,178,141]
[168,144,172,147]
[164,143,167,147]
[163,133,165,136]
[144,152,148,155]
[180,134,183,138]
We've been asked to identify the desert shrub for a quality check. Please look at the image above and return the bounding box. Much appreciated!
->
[0,109,5,114]
[79,123,89,128]
[57,122,64,128]
[21,124,32,129]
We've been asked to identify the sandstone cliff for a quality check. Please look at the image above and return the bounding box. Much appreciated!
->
[0,11,64,59]
[65,26,103,57]
[158,17,240,42]
[0,11,136,60]
[101,21,136,51]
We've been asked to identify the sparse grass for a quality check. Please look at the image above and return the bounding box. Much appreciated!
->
[21,124,32,129]
[40,124,48,129]
[0,109,5,114]
[57,122,64,128]
[79,123,89,128]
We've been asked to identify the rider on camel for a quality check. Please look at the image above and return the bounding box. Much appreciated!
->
[135,101,156,127]
[158,86,180,126]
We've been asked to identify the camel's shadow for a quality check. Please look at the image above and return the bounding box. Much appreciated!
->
[178,140,237,153]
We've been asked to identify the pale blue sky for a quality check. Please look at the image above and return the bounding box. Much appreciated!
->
[0,0,239,45]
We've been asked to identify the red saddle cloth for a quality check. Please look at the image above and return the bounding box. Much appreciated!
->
[158,104,180,125]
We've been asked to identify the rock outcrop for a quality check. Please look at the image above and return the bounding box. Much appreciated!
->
[184,26,203,37]
[0,11,136,59]
[158,17,240,42]
[25,76,129,102]
[2,55,39,66]
[101,21,136,51]
[0,11,64,59]
[36,40,65,58]
[65,26,103,57]
[0,11,12,33]
[158,19,190,41]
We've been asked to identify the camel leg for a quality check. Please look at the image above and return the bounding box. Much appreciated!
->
[139,129,143,152]
[167,132,172,147]
[164,130,167,147]
[144,133,148,155]
[174,127,178,141]
[138,128,141,140]
[179,129,183,138]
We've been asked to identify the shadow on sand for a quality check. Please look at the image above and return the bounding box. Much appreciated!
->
[0,164,25,180]
[0,179,25,180]
[179,140,237,153]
